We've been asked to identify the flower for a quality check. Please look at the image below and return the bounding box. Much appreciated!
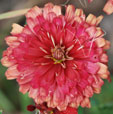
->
[103,0,113,15]
[1,2,110,113]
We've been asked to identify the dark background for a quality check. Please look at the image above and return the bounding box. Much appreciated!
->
[0,0,113,114]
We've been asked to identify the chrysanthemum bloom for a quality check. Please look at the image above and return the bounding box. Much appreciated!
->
[1,3,110,114]
[103,0,113,15]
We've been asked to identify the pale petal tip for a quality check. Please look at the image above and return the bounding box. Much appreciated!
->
[103,40,110,50]
[96,15,104,25]
[1,56,14,67]
[11,23,23,34]
[95,38,106,48]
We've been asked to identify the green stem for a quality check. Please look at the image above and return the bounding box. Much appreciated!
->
[0,8,30,20]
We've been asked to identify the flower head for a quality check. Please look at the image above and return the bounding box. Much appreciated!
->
[1,3,110,112]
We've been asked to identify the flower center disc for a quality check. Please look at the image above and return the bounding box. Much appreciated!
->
[51,46,65,63]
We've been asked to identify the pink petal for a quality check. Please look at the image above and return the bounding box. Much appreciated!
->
[29,87,38,99]
[19,83,30,94]
[26,6,42,19]
[5,65,20,79]
[5,36,18,46]
[1,56,15,67]
[103,0,113,15]
[85,62,99,74]
[65,5,75,22]
[52,5,62,16]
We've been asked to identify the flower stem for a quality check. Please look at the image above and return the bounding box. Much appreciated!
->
[0,8,30,20]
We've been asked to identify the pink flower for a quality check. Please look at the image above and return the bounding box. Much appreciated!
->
[1,3,110,112]
[103,0,113,15]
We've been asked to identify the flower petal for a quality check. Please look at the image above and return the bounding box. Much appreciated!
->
[65,5,75,22]
[5,65,20,79]
[103,0,113,15]
[11,23,23,35]
[1,56,15,67]
[26,6,42,19]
